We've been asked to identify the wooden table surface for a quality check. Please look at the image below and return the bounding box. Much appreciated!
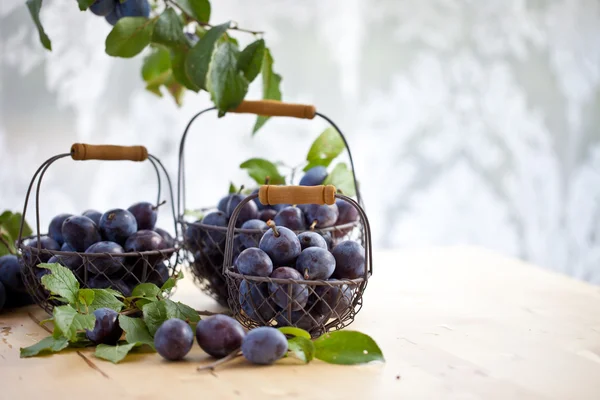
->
[1,247,600,400]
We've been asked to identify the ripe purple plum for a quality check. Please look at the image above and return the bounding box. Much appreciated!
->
[304,203,339,229]
[268,267,308,311]
[218,193,259,227]
[259,225,301,266]
[154,318,194,361]
[25,235,61,263]
[154,228,174,249]
[195,315,245,359]
[82,210,102,226]
[333,199,359,238]
[311,280,354,317]
[239,281,277,323]
[89,0,117,16]
[297,231,328,250]
[99,209,137,246]
[84,241,125,275]
[239,219,267,248]
[295,247,336,280]
[299,166,328,186]
[235,248,273,277]
[274,206,306,231]
[258,209,277,223]
[48,213,73,245]
[85,308,123,345]
[331,240,366,279]
[241,327,288,365]
[128,202,157,230]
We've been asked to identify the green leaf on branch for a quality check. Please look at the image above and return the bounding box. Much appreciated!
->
[131,283,162,300]
[53,305,95,342]
[142,47,171,82]
[185,21,230,90]
[118,315,155,349]
[151,8,187,49]
[239,158,285,185]
[278,326,311,339]
[89,289,124,312]
[287,336,315,363]
[238,39,265,82]
[77,289,95,308]
[253,48,282,134]
[313,331,384,365]
[77,0,95,10]
[39,263,79,305]
[207,41,249,116]
[142,301,168,335]
[26,0,52,50]
[173,0,211,23]
[323,163,356,197]
[305,128,345,171]
[95,343,137,364]
[164,299,200,324]
[0,211,32,255]
[171,48,199,91]
[105,17,155,58]
[20,336,69,358]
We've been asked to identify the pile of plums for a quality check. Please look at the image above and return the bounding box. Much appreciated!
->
[86,0,150,26]
[22,202,175,299]
[233,220,366,334]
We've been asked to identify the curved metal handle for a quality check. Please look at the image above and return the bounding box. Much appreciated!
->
[259,185,336,205]
[71,143,148,161]
[231,100,316,119]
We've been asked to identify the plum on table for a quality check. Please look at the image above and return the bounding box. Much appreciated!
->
[241,327,288,365]
[195,315,245,359]
[85,307,123,345]
[154,318,194,361]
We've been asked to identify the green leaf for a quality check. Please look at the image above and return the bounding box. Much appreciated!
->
[131,283,162,300]
[20,336,69,358]
[164,299,200,324]
[239,158,285,186]
[253,48,282,134]
[142,47,171,82]
[313,331,384,365]
[228,182,238,194]
[89,289,124,312]
[53,305,95,342]
[207,41,248,116]
[323,163,356,197]
[278,326,311,339]
[171,48,199,91]
[39,263,79,305]
[185,21,230,90]
[118,315,154,349]
[238,39,265,82]
[77,289,95,308]
[26,0,51,50]
[77,0,95,10]
[105,17,154,58]
[142,301,168,336]
[0,211,32,242]
[95,343,137,364]
[287,336,315,363]
[184,209,204,220]
[173,0,211,23]
[151,8,187,49]
[305,128,345,171]
[160,277,177,292]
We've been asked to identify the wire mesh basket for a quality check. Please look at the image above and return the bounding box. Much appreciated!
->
[223,184,372,338]
[177,100,365,307]
[17,144,182,313]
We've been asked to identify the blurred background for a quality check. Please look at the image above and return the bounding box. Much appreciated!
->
[1,0,599,283]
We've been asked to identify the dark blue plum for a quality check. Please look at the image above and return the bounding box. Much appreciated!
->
[53,243,84,273]
[320,231,335,250]
[82,210,102,226]
[147,262,170,287]
[0,255,25,293]
[273,204,291,212]
[87,276,133,296]
[85,241,125,275]
[274,206,306,231]
[241,327,288,365]
[195,315,245,359]
[311,280,353,317]
[48,213,73,245]
[90,0,117,16]
[258,209,277,223]
[154,228,174,249]
[239,219,267,249]
[299,166,328,186]
[124,230,168,275]
[25,235,61,263]
[199,211,228,247]
[99,209,137,246]
[236,248,273,277]
[118,0,150,17]
[333,199,359,238]
[251,188,270,211]
[295,247,336,280]
[259,226,301,266]
[297,231,328,250]
[239,281,277,323]
[105,9,119,25]
[128,202,157,230]
[304,203,339,228]
[0,281,6,311]
[85,308,123,344]
[218,194,259,227]
[331,240,365,279]
[62,215,102,252]
[154,318,194,361]
[275,310,326,333]
[268,267,308,311]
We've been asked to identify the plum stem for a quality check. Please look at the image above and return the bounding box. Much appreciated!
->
[309,220,317,230]
[266,220,280,237]
[152,200,167,211]
[304,269,310,280]
[197,349,242,371]
[237,185,245,195]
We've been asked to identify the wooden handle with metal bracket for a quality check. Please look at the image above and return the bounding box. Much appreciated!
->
[70,144,148,161]
[231,100,316,119]
[258,185,336,205]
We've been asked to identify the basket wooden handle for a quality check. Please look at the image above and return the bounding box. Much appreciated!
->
[70,143,148,161]
[258,185,336,205]
[231,100,316,119]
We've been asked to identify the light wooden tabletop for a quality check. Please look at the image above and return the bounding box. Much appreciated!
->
[1,247,599,400]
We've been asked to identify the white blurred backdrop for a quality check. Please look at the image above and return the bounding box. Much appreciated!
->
[1,0,599,283]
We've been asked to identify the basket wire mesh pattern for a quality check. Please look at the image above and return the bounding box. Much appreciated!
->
[223,192,372,337]
[176,105,365,308]
[17,147,182,313]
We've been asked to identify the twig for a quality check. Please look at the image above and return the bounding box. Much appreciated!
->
[197,349,242,371]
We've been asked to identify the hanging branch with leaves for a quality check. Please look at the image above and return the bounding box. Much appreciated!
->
[26,0,282,134]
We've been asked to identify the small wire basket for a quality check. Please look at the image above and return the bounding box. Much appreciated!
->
[177,100,365,307]
[223,184,373,338]
[17,144,182,313]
